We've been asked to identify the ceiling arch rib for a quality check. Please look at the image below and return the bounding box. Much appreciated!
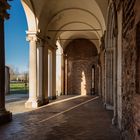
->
[21,0,107,46]
[37,0,106,35]
[59,31,100,53]
[45,8,103,39]
[21,0,38,31]
[46,9,103,42]
[53,22,100,52]
[45,8,103,32]
[53,22,101,41]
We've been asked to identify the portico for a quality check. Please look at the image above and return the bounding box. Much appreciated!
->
[1,0,140,139]
[0,0,12,124]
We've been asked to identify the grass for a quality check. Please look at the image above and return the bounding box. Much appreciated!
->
[10,82,29,91]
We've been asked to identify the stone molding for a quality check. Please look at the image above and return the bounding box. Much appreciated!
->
[26,31,39,42]
[105,47,114,52]
[45,41,57,50]
[26,31,47,49]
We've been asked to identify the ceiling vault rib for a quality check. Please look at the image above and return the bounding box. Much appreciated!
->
[45,8,103,34]
[58,38,99,40]
[53,21,101,41]
[48,29,101,32]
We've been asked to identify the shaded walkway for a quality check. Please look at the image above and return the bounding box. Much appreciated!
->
[0,96,121,140]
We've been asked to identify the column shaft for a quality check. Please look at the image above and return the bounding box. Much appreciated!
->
[25,37,38,108]
[48,50,52,98]
[52,49,56,99]
[29,40,37,100]
[65,58,68,95]
[42,46,49,103]
[37,45,43,102]
[61,54,64,95]
[0,17,12,124]
[0,18,5,110]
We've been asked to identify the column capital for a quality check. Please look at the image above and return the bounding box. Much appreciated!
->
[26,31,39,42]
[44,41,57,50]
[26,31,46,47]
[105,47,114,53]
[0,0,10,20]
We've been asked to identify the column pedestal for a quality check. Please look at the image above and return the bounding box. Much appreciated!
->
[0,109,12,124]
[112,115,118,126]
[25,99,41,108]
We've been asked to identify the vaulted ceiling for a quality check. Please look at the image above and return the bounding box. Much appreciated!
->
[21,0,108,51]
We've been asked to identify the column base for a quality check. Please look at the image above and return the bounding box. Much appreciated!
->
[0,110,12,124]
[25,98,49,108]
[48,96,57,100]
[104,103,113,110]
[39,98,49,106]
[112,115,117,126]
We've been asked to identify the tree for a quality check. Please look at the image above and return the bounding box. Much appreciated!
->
[7,65,19,81]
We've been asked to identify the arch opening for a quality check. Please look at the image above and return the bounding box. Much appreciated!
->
[63,38,98,95]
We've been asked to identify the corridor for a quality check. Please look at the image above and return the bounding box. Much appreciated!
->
[0,96,121,140]
[1,0,140,139]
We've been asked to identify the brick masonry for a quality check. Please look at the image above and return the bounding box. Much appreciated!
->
[133,1,140,139]
[64,39,98,95]
[117,0,140,139]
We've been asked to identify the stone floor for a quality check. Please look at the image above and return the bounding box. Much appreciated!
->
[5,93,31,114]
[1,95,121,140]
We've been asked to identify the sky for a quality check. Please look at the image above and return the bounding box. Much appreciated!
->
[5,0,29,73]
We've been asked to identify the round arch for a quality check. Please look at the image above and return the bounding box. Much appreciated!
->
[21,0,38,31]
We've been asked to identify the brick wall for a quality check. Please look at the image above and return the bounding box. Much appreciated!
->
[120,0,140,139]
[133,17,140,140]
[65,39,98,95]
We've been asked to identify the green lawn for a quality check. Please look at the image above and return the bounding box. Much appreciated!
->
[10,82,29,91]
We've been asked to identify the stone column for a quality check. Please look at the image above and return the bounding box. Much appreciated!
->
[104,51,108,105]
[64,56,68,95]
[105,49,113,110]
[110,50,113,105]
[108,51,111,104]
[42,44,49,104]
[25,32,40,108]
[112,44,118,125]
[56,47,62,96]
[102,51,105,102]
[98,65,101,95]
[0,9,12,123]
[51,48,57,99]
[37,41,45,105]
[61,53,64,95]
[48,50,52,99]
[104,51,107,105]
